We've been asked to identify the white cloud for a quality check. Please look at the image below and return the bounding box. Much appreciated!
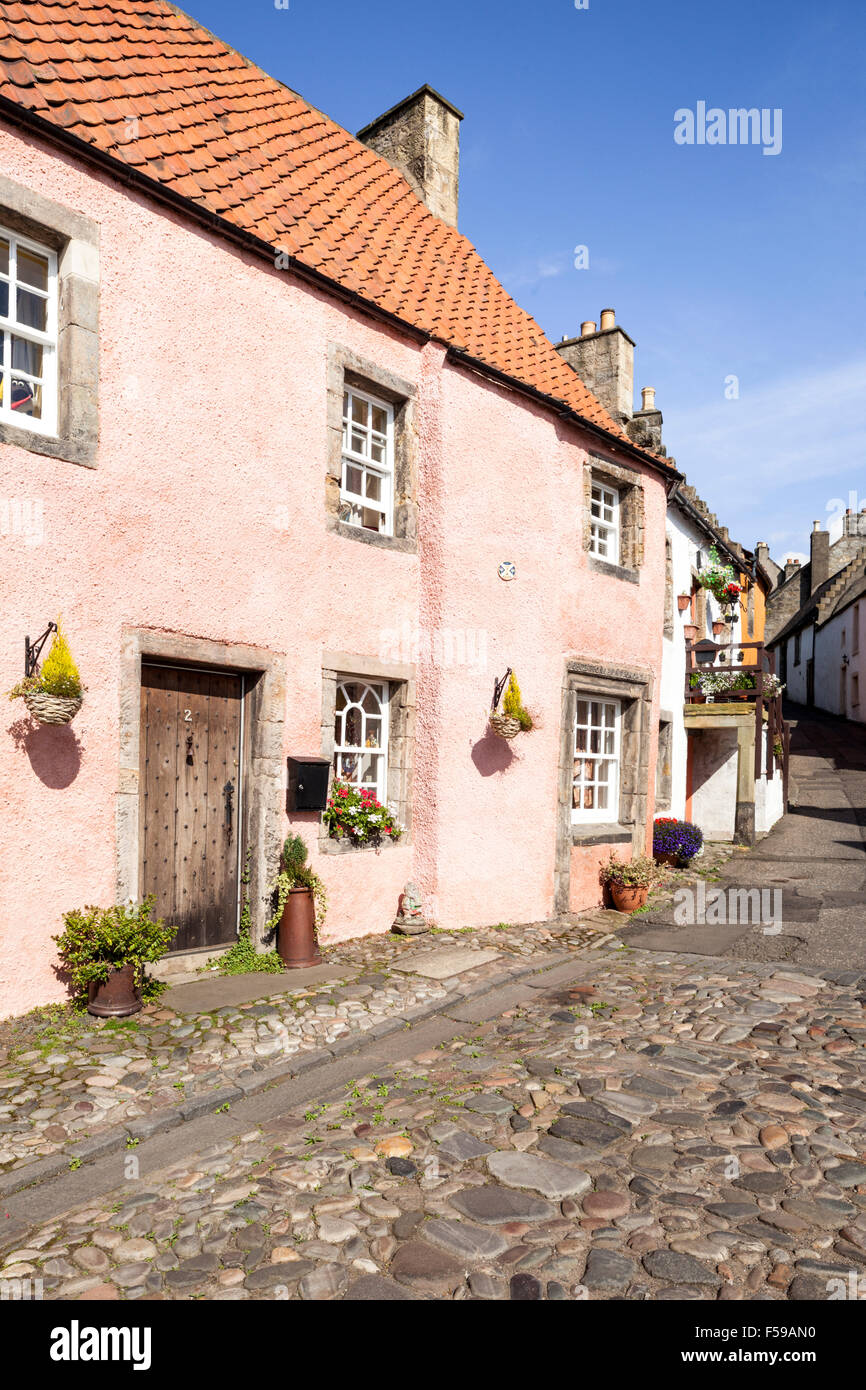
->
[500,256,565,290]
[664,359,866,557]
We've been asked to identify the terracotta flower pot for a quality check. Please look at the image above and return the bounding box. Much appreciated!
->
[609,883,649,912]
[87,962,142,1018]
[677,595,691,612]
[277,886,321,969]
[712,621,726,636]
[683,624,699,641]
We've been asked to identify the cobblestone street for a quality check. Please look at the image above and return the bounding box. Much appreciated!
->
[3,938,864,1302]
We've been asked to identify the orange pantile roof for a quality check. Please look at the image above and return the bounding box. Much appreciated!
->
[0,0,665,459]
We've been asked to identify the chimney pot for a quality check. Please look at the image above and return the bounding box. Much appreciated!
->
[641,386,656,411]
[580,320,597,337]
[599,308,616,331]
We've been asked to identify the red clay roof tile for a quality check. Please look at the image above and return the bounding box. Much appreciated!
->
[0,0,668,458]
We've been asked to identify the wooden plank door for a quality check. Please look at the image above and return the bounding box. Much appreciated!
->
[139,664,243,951]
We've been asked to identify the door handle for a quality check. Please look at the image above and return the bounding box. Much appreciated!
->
[224,779,234,838]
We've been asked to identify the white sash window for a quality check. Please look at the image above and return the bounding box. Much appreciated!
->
[0,227,58,434]
[334,679,389,801]
[572,696,620,821]
[340,386,394,535]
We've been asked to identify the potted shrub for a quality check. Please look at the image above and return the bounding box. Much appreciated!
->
[653,817,704,867]
[489,671,533,741]
[8,620,84,726]
[53,897,175,1017]
[599,852,659,912]
[322,780,402,845]
[266,834,327,969]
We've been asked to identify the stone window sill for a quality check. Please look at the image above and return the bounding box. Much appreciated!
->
[0,418,95,467]
[326,516,416,554]
[587,554,640,585]
[571,821,633,848]
[318,834,406,855]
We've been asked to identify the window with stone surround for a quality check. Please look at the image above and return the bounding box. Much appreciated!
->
[572,695,620,822]
[320,653,415,850]
[583,457,644,581]
[554,660,654,910]
[326,344,417,553]
[0,175,98,467]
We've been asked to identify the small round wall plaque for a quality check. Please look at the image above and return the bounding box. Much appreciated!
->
[498,561,516,582]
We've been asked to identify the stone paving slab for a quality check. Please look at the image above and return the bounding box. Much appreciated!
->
[391,948,502,979]
[162,964,346,1012]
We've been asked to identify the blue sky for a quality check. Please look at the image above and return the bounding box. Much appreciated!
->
[188,0,865,562]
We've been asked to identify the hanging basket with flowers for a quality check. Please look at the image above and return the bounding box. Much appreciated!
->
[697,548,742,609]
[489,670,533,741]
[8,620,85,725]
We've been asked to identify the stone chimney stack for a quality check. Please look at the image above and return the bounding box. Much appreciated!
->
[625,384,664,453]
[357,85,463,228]
[810,521,830,594]
[842,506,866,539]
[784,557,801,584]
[755,541,771,572]
[555,311,635,426]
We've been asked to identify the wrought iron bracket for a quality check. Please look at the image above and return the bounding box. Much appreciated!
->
[24,621,56,679]
[492,667,512,712]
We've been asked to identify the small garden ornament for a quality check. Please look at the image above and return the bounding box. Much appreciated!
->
[392,881,428,936]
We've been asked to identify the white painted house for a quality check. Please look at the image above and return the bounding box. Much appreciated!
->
[770,526,866,723]
[660,485,786,845]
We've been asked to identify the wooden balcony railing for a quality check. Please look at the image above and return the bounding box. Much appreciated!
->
[684,637,791,804]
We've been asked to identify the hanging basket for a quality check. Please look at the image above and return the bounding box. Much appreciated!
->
[23,690,83,726]
[488,712,522,741]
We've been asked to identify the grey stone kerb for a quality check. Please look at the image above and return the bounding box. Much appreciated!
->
[116,629,286,953]
[554,656,655,913]
[0,172,99,467]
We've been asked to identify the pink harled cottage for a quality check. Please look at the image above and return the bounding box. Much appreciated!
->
[0,0,676,1015]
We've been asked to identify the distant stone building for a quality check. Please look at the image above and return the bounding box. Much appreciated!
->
[766,511,866,720]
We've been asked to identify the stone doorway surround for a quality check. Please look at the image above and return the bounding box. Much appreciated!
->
[116,628,285,958]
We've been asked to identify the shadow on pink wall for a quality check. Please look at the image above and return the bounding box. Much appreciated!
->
[8,718,83,789]
[471,732,516,777]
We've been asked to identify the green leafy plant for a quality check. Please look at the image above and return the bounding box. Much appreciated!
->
[697,547,740,605]
[265,835,328,936]
[8,619,85,702]
[52,897,175,1001]
[689,670,784,698]
[216,849,284,975]
[322,779,402,846]
[598,852,660,889]
[502,671,533,731]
